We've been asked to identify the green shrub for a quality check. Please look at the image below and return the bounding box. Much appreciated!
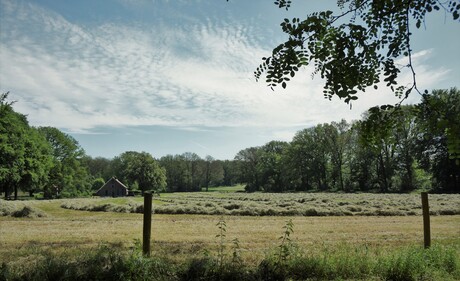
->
[179,257,217,280]
[378,245,460,281]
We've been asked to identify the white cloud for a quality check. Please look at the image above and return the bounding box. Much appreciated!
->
[0,0,452,140]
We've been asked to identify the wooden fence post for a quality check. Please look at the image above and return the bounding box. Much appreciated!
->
[421,192,431,249]
[143,191,153,256]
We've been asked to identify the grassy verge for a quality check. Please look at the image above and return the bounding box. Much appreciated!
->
[2,241,458,280]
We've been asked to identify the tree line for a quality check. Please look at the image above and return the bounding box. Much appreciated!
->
[86,152,238,195]
[236,88,459,194]
[0,92,238,199]
[1,89,459,199]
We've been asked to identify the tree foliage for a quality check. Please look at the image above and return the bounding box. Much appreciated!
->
[158,153,226,192]
[249,1,460,163]
[235,147,262,192]
[231,89,458,193]
[38,126,90,198]
[0,93,29,199]
[112,151,167,194]
[0,93,53,199]
[417,88,460,163]
[82,156,112,180]
[415,88,460,191]
[254,0,460,101]
[2,88,458,197]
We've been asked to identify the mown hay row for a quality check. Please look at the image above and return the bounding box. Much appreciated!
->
[59,193,460,216]
[0,200,47,218]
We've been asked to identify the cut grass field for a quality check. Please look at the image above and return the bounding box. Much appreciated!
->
[59,191,460,216]
[1,191,460,280]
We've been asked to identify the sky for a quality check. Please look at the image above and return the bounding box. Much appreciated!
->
[1,0,459,160]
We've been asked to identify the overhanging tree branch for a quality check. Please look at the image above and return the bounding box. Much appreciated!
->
[254,0,460,102]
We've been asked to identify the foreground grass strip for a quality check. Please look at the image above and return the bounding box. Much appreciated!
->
[1,244,459,281]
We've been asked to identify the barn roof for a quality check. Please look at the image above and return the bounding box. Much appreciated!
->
[95,177,129,194]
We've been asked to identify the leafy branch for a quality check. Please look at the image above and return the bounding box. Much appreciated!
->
[254,0,460,103]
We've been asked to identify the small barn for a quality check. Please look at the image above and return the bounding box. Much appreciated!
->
[95,177,129,197]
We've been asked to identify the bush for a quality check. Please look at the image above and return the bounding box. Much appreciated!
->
[2,245,176,281]
[378,245,460,281]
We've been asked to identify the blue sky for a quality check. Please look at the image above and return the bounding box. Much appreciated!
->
[1,0,459,160]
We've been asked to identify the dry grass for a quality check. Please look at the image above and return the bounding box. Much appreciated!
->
[0,200,47,218]
[61,192,460,216]
[1,197,459,266]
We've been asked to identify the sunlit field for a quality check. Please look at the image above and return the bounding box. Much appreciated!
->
[55,189,460,216]
[2,192,459,261]
[1,191,460,280]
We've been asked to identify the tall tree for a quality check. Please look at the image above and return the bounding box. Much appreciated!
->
[202,155,224,191]
[182,152,203,191]
[348,122,376,191]
[311,124,332,190]
[0,93,27,199]
[0,93,52,199]
[258,141,289,192]
[283,130,313,191]
[283,126,331,191]
[114,151,167,194]
[393,106,418,192]
[415,88,460,192]
[82,156,112,180]
[359,105,422,192]
[18,127,53,197]
[220,160,241,186]
[38,126,89,198]
[359,107,398,192]
[159,154,188,192]
[324,120,351,191]
[235,147,262,192]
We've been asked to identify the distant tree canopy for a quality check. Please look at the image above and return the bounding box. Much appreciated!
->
[253,0,460,101]
[1,89,458,197]
[235,88,459,193]
[158,153,226,192]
